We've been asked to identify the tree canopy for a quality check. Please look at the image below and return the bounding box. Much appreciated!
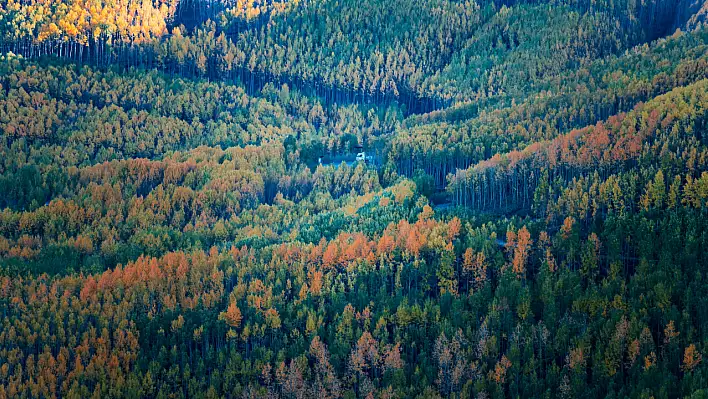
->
[1,1,708,397]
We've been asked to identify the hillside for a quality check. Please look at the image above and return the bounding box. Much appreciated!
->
[1,1,708,398]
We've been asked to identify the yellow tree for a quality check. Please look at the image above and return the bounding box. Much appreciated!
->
[512,226,532,279]
[682,344,702,372]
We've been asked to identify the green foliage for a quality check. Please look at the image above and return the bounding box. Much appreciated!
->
[1,1,708,398]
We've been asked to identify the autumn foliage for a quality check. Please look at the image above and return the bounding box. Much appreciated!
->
[1,1,708,398]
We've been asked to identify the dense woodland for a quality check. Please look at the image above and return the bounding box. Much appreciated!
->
[1,0,708,398]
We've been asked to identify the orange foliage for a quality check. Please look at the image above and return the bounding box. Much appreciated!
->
[682,344,702,372]
[221,302,243,328]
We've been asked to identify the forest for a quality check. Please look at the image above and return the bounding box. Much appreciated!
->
[1,0,708,397]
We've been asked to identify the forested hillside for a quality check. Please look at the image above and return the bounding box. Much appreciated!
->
[1,0,708,398]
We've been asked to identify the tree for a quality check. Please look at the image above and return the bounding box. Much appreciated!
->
[682,344,702,372]
[512,226,532,279]
[220,302,243,328]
